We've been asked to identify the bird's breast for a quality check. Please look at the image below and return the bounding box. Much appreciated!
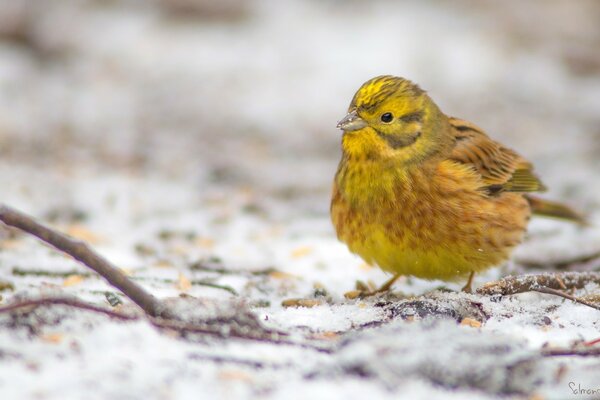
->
[331,158,530,280]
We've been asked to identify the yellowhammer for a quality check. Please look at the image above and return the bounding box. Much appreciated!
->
[331,75,584,295]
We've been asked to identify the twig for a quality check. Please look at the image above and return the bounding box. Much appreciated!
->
[0,296,334,352]
[11,268,93,278]
[187,353,294,369]
[132,275,238,296]
[0,204,171,318]
[190,280,238,295]
[583,337,600,347]
[148,317,285,342]
[477,272,600,312]
[531,287,600,311]
[189,261,277,276]
[477,272,600,296]
[542,347,600,357]
[0,297,137,321]
[170,317,330,352]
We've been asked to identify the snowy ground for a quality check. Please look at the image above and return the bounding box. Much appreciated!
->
[1,1,600,399]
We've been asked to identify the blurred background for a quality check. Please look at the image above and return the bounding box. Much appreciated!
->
[1,0,599,215]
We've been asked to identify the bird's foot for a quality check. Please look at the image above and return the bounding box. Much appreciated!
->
[344,280,378,299]
[344,274,402,299]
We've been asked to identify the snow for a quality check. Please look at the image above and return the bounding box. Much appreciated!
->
[1,1,600,399]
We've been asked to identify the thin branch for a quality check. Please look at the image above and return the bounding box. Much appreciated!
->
[132,275,238,295]
[0,204,171,318]
[583,337,600,347]
[477,272,600,296]
[190,280,238,295]
[189,261,277,276]
[153,318,334,353]
[477,272,600,312]
[11,268,93,278]
[0,297,137,320]
[0,296,334,353]
[149,317,283,341]
[542,347,600,357]
[531,287,600,311]
[187,353,294,369]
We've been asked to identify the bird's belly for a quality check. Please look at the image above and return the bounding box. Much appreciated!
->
[347,228,497,281]
[332,190,529,281]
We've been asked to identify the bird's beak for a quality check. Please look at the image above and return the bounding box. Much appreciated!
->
[337,109,367,131]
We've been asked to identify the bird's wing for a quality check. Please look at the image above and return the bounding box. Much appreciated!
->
[448,117,546,194]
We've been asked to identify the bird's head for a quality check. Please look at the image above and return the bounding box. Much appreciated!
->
[337,75,451,163]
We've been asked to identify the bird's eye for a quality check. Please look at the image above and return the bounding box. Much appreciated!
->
[380,112,393,123]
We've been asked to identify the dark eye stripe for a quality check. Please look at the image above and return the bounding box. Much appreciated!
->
[399,111,423,123]
[377,131,422,149]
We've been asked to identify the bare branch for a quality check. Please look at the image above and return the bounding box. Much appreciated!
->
[542,347,600,357]
[477,272,600,312]
[0,296,333,352]
[0,204,171,318]
[583,337,600,347]
[189,261,277,276]
[477,272,600,296]
[149,318,334,353]
[0,297,138,320]
[531,287,600,311]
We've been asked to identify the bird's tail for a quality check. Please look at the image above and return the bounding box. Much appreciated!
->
[525,195,587,226]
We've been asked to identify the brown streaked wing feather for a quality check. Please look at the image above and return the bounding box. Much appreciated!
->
[448,117,546,193]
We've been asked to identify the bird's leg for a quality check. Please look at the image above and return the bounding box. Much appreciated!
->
[461,271,475,293]
[345,274,402,299]
[376,273,402,293]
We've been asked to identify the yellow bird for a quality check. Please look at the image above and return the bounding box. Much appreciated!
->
[331,75,584,295]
